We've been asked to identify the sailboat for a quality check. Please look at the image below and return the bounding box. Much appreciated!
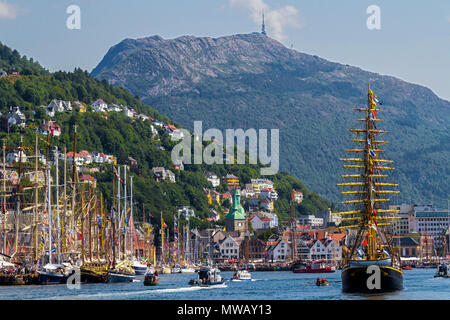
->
[336,82,403,293]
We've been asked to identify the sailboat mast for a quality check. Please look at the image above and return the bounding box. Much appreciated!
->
[130,175,134,259]
[88,184,92,263]
[47,166,52,264]
[2,139,6,255]
[63,145,67,260]
[80,182,85,265]
[71,125,77,249]
[117,166,121,258]
[111,164,116,268]
[34,132,39,261]
[123,165,127,259]
[55,146,61,264]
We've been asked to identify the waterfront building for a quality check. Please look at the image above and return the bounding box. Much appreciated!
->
[389,204,414,235]
[267,238,291,261]
[298,215,324,227]
[408,205,450,251]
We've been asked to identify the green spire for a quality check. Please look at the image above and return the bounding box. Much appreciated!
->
[225,189,246,220]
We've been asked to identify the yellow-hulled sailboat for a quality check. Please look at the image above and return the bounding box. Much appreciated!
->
[336,82,403,293]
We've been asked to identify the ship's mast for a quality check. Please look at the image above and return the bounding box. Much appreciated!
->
[336,82,401,263]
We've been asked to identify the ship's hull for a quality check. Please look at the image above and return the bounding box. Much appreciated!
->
[108,271,135,283]
[132,265,148,275]
[80,268,108,283]
[37,271,69,285]
[0,273,38,285]
[341,264,403,293]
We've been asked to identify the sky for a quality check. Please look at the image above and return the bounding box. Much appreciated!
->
[0,0,449,100]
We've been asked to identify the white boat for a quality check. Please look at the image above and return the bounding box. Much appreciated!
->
[171,264,182,274]
[161,266,172,274]
[132,260,149,275]
[180,266,196,273]
[232,269,252,281]
[434,263,449,278]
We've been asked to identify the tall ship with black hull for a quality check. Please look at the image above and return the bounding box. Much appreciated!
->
[336,83,403,293]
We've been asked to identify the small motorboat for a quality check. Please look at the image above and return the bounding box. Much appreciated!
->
[434,263,449,278]
[401,265,412,270]
[171,264,182,274]
[180,266,196,273]
[144,268,159,286]
[232,269,252,281]
[189,266,224,287]
[161,266,172,274]
[315,277,330,286]
[132,260,149,275]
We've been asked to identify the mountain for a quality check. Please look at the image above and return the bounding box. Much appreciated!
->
[91,33,450,207]
[0,42,332,230]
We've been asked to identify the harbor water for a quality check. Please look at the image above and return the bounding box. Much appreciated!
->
[0,269,448,300]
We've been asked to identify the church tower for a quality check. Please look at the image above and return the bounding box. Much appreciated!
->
[225,189,248,233]
[261,12,266,35]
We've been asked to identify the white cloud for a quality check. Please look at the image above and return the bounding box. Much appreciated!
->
[229,0,302,41]
[0,1,18,19]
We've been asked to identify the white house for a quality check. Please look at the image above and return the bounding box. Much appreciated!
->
[123,107,134,118]
[46,100,71,116]
[66,152,84,166]
[91,99,108,112]
[308,239,327,261]
[6,150,27,163]
[6,106,26,128]
[108,104,122,112]
[323,239,342,264]
[218,235,241,260]
[91,152,105,164]
[250,213,271,230]
[267,238,291,261]
[292,190,304,203]
[178,206,195,218]
[168,129,184,141]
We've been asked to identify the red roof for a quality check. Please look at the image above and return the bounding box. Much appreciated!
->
[80,174,96,181]
[66,152,82,157]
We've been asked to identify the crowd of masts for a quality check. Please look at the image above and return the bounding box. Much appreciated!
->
[0,127,141,270]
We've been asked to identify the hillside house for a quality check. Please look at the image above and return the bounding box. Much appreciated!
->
[91,99,108,112]
[6,150,27,163]
[152,167,176,183]
[204,171,220,187]
[66,152,84,166]
[6,106,26,128]
[40,120,61,137]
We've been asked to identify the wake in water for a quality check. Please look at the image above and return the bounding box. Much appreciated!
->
[39,283,228,300]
